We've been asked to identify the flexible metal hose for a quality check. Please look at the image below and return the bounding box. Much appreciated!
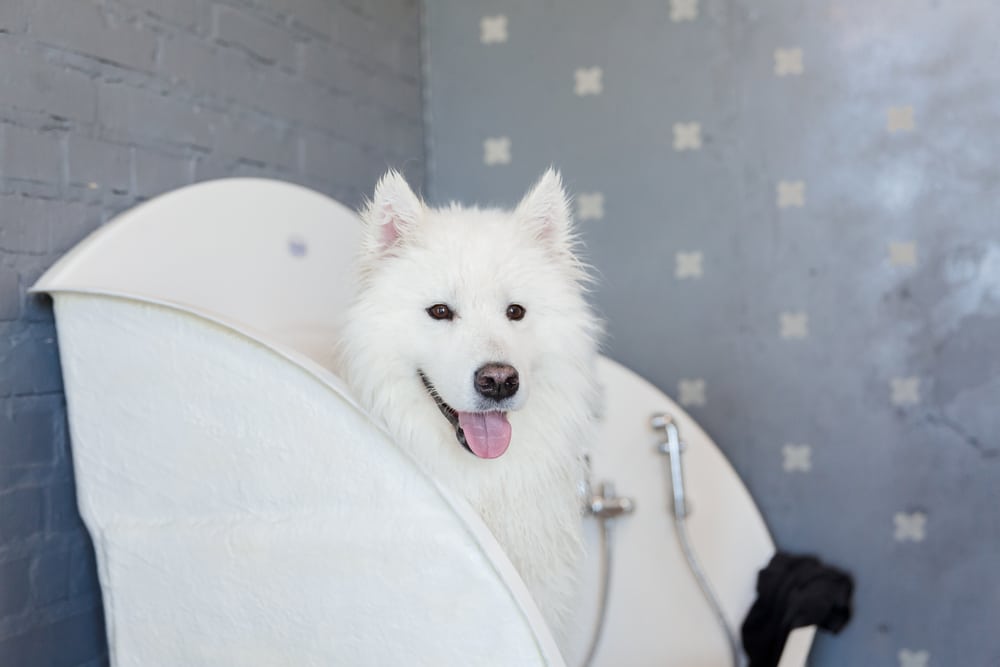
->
[654,414,744,667]
[580,515,613,667]
[579,475,633,667]
[672,511,745,667]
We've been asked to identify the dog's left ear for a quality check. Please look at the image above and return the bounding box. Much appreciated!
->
[362,170,423,255]
[515,168,574,248]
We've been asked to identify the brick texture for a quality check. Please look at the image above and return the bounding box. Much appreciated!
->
[213,6,297,68]
[0,0,424,664]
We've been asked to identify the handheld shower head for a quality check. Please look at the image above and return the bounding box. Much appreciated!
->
[651,413,688,519]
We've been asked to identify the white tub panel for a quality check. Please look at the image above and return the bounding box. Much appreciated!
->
[56,294,561,667]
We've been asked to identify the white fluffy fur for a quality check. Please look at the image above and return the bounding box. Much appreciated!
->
[338,169,602,643]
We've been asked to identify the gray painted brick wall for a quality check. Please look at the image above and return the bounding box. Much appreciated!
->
[0,0,424,664]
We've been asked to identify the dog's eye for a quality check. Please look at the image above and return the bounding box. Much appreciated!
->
[506,304,526,321]
[427,304,454,321]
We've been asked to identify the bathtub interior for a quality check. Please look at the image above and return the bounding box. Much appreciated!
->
[34,178,815,665]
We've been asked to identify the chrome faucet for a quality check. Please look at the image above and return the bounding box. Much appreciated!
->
[651,412,688,519]
[587,480,636,519]
[580,455,635,667]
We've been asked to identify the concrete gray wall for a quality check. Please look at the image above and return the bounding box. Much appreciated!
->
[0,1,423,664]
[423,1,1000,665]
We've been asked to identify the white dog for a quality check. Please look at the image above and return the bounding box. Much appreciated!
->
[338,169,601,643]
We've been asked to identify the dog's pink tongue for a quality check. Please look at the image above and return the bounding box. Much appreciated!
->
[457,411,511,459]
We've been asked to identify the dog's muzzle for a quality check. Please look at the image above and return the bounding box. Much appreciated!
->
[418,370,512,459]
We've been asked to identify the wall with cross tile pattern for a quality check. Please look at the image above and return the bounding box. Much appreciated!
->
[422,1,1000,665]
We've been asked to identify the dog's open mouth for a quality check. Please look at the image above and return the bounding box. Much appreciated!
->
[418,371,512,459]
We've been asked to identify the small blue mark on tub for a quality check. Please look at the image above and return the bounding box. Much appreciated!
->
[288,235,308,257]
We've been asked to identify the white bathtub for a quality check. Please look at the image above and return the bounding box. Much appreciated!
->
[33,179,814,666]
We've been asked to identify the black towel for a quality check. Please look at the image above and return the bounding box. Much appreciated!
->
[741,552,854,667]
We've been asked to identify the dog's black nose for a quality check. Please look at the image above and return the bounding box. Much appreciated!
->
[475,364,519,401]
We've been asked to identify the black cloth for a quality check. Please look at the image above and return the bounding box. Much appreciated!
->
[741,552,854,667]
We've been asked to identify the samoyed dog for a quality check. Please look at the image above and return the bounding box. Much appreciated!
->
[338,168,601,643]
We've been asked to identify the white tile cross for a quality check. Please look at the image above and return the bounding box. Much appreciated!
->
[670,0,698,22]
[898,649,930,667]
[780,311,809,339]
[679,379,706,406]
[888,106,916,132]
[576,192,605,220]
[889,241,917,267]
[783,444,812,472]
[483,137,511,165]
[675,251,703,279]
[673,122,702,150]
[894,512,927,542]
[891,377,920,406]
[480,15,508,44]
[777,180,806,208]
[774,48,804,76]
[574,67,603,96]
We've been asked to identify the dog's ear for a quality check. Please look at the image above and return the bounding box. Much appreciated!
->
[515,168,573,247]
[362,170,423,254]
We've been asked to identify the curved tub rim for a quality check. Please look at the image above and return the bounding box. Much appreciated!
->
[28,177,351,299]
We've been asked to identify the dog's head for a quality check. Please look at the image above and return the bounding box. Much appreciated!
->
[346,169,598,460]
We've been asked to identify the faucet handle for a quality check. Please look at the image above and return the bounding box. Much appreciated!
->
[588,480,636,519]
[650,412,674,431]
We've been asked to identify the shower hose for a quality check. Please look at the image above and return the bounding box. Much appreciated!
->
[580,476,624,667]
[580,414,744,667]
[652,413,745,667]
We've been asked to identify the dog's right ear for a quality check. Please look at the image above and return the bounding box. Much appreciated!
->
[362,170,423,255]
